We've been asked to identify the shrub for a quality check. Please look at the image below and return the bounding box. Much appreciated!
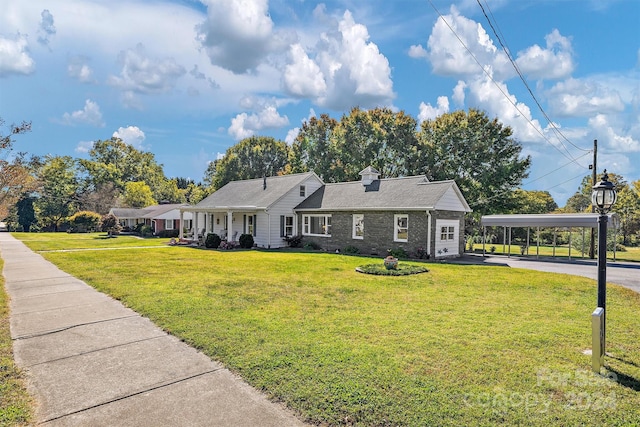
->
[68,210,102,232]
[205,233,221,249]
[412,247,429,259]
[100,213,122,236]
[387,247,408,259]
[284,235,303,248]
[139,225,153,237]
[343,245,360,255]
[158,229,179,238]
[239,234,254,249]
[219,240,237,250]
[304,241,321,250]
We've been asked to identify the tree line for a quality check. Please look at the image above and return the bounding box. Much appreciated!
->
[2,109,639,246]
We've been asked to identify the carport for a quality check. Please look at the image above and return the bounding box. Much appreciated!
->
[480,213,620,260]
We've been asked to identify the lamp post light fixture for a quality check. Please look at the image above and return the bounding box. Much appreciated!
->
[591,170,616,368]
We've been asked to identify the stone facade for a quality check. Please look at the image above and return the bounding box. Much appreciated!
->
[297,209,465,257]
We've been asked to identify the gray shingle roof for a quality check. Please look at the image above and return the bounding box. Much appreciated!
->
[141,204,186,219]
[194,172,318,210]
[295,176,466,211]
[110,204,187,219]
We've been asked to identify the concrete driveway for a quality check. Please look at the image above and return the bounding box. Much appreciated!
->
[455,253,640,294]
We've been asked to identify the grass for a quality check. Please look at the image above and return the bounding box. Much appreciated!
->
[12,232,171,252]
[0,259,33,426]
[12,233,640,426]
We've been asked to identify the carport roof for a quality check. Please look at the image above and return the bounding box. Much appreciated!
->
[481,213,620,229]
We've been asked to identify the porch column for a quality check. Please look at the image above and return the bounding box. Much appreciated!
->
[179,211,184,239]
[227,211,233,241]
[193,212,199,239]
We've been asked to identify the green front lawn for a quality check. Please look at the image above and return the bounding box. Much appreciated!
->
[14,233,640,426]
[0,259,33,426]
[13,232,171,252]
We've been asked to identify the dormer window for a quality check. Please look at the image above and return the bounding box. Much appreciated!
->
[300,185,306,197]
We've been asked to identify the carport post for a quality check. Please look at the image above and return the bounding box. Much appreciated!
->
[482,226,486,257]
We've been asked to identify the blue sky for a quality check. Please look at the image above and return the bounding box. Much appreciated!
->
[1,0,638,206]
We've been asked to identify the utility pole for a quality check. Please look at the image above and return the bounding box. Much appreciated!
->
[589,139,597,259]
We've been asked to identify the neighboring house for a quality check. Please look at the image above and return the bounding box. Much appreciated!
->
[180,172,324,248]
[109,204,192,235]
[181,167,471,258]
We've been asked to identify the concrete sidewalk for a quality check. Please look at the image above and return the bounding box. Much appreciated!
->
[0,233,306,426]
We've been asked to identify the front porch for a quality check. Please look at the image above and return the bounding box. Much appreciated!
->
[178,209,257,244]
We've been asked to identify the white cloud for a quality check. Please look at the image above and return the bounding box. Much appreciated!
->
[546,78,625,117]
[196,0,281,74]
[228,105,289,140]
[37,9,56,47]
[408,44,428,59]
[75,140,94,154]
[418,96,450,123]
[284,44,327,98]
[68,56,95,83]
[466,73,545,143]
[452,80,467,105]
[515,29,574,80]
[62,99,105,127]
[285,127,300,144]
[108,43,186,97]
[0,34,35,77]
[588,114,640,152]
[426,6,511,79]
[113,125,146,149]
[283,10,394,110]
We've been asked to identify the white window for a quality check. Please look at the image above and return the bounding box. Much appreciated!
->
[285,216,294,237]
[300,185,306,197]
[165,219,174,230]
[394,214,408,242]
[440,226,455,241]
[247,215,254,235]
[352,214,364,239]
[303,214,331,236]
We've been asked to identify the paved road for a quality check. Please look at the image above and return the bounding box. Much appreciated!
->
[0,233,306,426]
[457,253,640,294]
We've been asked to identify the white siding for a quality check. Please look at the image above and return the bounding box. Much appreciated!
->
[265,176,324,248]
[435,219,459,257]
[435,186,467,211]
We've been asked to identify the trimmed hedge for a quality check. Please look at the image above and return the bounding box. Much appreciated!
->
[239,234,254,249]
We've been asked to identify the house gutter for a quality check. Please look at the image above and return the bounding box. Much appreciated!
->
[427,210,432,257]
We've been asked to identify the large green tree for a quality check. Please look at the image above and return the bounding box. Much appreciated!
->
[289,113,339,181]
[417,109,531,216]
[289,108,419,183]
[512,189,558,214]
[0,118,36,219]
[34,155,80,231]
[122,181,157,208]
[79,138,167,200]
[210,136,289,190]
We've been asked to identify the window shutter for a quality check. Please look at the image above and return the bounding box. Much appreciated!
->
[253,215,257,236]
[243,215,246,233]
[280,215,285,237]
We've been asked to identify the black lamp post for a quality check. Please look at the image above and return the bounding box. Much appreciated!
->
[591,170,617,354]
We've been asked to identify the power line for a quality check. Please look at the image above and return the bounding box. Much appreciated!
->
[425,0,589,169]
[477,0,590,155]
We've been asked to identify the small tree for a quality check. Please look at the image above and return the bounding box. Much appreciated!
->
[69,210,102,233]
[100,213,122,237]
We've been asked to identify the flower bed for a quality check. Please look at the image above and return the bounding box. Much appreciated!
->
[356,263,428,276]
